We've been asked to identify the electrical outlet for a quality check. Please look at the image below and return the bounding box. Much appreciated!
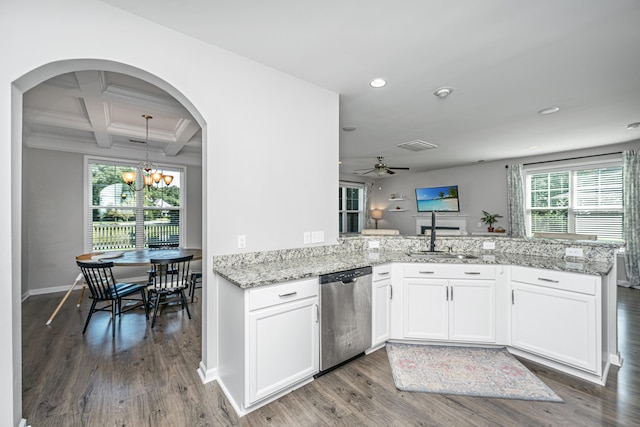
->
[566,247,584,257]
[311,231,324,243]
[368,240,380,249]
[237,234,246,249]
[483,241,495,250]
[303,232,311,244]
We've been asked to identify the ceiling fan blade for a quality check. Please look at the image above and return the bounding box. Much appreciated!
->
[386,169,396,175]
[388,167,410,170]
[356,169,377,175]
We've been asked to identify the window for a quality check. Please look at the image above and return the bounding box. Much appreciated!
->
[525,161,623,240]
[87,158,184,251]
[339,182,364,233]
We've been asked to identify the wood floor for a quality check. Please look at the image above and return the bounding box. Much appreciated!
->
[23,287,640,426]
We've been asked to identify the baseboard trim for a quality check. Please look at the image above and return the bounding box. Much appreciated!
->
[197,360,217,384]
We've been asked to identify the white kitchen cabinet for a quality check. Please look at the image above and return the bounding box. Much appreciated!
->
[371,265,392,348]
[449,279,496,342]
[248,293,319,404]
[510,266,599,373]
[404,278,448,339]
[403,264,496,343]
[218,275,319,414]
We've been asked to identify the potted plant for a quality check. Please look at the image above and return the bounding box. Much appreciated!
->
[481,210,503,232]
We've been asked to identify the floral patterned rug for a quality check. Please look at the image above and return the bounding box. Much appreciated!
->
[386,342,563,402]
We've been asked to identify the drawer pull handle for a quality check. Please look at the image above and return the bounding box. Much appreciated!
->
[279,291,298,298]
[419,271,435,274]
[377,272,390,276]
[464,272,481,275]
[538,277,559,283]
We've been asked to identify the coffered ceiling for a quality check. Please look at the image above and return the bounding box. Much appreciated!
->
[23,70,202,165]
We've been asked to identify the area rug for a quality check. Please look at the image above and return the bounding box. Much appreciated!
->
[386,342,563,402]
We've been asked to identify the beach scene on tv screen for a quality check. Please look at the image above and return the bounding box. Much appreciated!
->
[416,185,459,211]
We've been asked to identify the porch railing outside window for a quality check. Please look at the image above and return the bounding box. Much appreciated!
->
[92,222,181,251]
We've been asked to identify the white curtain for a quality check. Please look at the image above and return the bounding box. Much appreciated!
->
[506,164,526,237]
[364,182,373,229]
[623,150,640,288]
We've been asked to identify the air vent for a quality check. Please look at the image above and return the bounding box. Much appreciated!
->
[396,139,438,151]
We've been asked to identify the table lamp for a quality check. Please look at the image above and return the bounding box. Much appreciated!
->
[371,209,383,229]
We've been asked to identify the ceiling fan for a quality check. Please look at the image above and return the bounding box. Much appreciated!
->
[355,156,410,176]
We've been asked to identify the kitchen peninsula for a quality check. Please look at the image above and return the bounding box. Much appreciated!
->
[214,235,621,416]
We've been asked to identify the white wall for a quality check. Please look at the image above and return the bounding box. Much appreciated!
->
[2,1,339,425]
[371,140,640,235]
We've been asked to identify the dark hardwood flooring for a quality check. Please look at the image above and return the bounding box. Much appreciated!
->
[23,287,640,426]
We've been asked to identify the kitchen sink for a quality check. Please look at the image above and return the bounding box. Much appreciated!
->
[406,252,478,260]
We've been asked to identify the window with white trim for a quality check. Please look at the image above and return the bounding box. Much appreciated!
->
[339,182,364,233]
[525,161,623,241]
[87,158,184,251]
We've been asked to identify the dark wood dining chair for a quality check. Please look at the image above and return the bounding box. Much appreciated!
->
[148,242,179,249]
[189,271,202,303]
[76,260,149,337]
[147,242,180,283]
[147,254,193,328]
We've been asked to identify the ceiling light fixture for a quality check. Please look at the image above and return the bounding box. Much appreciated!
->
[370,78,387,88]
[122,114,173,192]
[626,122,640,130]
[433,87,453,98]
[538,106,560,115]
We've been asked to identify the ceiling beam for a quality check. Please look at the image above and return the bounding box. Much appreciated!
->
[164,119,200,156]
[75,70,113,149]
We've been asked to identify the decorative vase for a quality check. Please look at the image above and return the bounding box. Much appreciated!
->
[488,227,494,232]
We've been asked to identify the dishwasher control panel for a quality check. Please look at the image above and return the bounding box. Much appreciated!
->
[319,266,372,284]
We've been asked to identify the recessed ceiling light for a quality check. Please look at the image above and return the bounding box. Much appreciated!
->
[538,107,560,115]
[342,126,357,131]
[370,78,387,88]
[626,122,640,130]
[434,87,453,98]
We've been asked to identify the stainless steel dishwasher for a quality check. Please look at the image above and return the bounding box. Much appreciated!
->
[316,266,372,377]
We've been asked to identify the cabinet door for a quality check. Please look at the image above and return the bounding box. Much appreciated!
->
[449,280,496,343]
[511,282,598,372]
[403,279,448,340]
[247,296,319,404]
[372,279,391,346]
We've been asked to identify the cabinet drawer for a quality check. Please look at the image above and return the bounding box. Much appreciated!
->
[511,266,598,295]
[372,264,392,282]
[404,263,495,279]
[249,278,318,311]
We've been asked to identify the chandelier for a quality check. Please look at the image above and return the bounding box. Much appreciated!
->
[122,114,173,191]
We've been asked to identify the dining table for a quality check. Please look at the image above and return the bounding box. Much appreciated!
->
[46,248,202,325]
[75,247,202,266]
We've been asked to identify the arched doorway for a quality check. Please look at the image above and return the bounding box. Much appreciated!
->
[13,59,209,423]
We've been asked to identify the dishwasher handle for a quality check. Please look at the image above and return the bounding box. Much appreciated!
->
[341,277,358,284]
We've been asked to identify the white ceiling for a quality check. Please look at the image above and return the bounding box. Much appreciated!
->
[27,1,640,175]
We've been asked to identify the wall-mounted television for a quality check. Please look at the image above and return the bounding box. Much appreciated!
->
[415,185,460,212]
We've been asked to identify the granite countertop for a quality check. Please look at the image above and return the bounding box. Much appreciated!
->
[214,250,614,289]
